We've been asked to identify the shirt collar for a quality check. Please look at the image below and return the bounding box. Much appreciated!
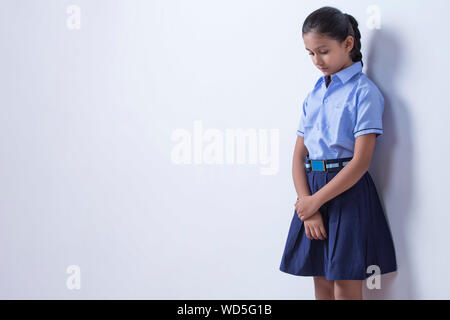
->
[313,61,362,88]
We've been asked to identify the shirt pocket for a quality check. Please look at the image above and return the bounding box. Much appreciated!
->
[333,102,350,111]
[329,103,354,137]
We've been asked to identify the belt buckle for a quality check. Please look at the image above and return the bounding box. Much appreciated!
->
[310,159,327,172]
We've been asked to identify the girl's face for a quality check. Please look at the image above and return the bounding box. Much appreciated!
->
[302,31,355,76]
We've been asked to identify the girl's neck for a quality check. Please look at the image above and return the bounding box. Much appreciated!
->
[329,60,354,76]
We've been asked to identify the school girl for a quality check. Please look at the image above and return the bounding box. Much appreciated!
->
[279,7,397,300]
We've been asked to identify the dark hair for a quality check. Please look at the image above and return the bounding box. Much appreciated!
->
[302,6,363,68]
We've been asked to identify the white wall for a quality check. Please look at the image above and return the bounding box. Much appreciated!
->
[1,0,449,299]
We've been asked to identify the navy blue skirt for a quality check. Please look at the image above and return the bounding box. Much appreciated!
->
[279,158,397,280]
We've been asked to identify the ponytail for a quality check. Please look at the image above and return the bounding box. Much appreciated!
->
[344,13,363,68]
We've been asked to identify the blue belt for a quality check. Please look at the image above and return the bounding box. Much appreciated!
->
[305,157,353,172]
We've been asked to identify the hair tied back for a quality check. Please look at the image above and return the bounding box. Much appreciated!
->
[302,7,364,67]
[344,13,355,37]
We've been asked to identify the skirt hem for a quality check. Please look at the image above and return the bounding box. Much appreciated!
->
[279,265,398,281]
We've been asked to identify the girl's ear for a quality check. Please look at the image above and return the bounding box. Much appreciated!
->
[344,35,354,53]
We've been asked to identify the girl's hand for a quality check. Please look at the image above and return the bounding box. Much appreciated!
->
[295,195,322,221]
[303,211,327,240]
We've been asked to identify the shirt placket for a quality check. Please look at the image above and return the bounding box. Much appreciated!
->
[319,76,332,132]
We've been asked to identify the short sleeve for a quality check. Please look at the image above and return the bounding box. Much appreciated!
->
[353,88,384,138]
[296,94,309,137]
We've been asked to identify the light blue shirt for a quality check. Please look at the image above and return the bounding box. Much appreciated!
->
[297,61,384,160]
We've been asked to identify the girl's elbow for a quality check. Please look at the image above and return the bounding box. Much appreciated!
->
[350,157,371,173]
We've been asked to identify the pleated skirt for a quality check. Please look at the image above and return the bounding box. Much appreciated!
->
[279,162,397,280]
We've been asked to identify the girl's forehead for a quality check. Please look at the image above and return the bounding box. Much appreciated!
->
[303,32,338,48]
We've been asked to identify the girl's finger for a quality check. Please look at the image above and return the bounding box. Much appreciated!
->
[305,226,311,239]
[314,226,324,240]
[313,225,321,240]
[310,226,318,239]
[315,227,322,240]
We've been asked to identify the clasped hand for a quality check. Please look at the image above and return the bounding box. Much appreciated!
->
[294,194,322,221]
[295,194,328,240]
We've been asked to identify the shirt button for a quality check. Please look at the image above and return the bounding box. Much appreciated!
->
[324,98,328,103]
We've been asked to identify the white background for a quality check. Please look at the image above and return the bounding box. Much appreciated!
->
[1,0,449,299]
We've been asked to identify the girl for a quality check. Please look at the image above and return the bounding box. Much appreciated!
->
[279,6,397,300]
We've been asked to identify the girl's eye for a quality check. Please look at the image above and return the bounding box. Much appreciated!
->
[308,51,328,56]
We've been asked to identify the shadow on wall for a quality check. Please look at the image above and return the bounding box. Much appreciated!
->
[364,28,413,299]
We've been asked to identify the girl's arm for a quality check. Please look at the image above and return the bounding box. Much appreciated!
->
[312,133,376,206]
[292,136,311,198]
